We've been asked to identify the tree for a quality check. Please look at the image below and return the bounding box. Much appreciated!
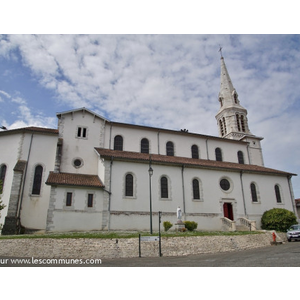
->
[261,208,297,232]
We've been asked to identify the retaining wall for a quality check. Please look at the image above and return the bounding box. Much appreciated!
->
[0,231,286,259]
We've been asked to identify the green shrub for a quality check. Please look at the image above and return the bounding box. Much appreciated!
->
[184,221,198,231]
[261,208,297,232]
[163,221,173,232]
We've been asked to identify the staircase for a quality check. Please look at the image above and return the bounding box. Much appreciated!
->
[236,224,249,231]
[222,217,257,232]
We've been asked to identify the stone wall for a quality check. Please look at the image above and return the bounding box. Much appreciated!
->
[0,231,286,260]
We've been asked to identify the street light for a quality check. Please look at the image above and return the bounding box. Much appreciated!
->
[148,166,153,234]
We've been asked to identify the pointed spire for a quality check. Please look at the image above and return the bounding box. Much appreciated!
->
[219,56,236,105]
[216,51,253,139]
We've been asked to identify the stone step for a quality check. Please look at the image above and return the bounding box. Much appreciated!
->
[236,225,250,231]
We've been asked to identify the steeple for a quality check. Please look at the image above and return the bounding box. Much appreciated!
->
[215,53,252,140]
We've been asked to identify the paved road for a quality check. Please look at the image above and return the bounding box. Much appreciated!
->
[102,241,300,267]
[2,241,299,267]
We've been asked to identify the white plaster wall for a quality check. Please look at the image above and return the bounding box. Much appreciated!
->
[0,134,22,225]
[49,186,104,232]
[106,124,159,153]
[20,133,58,230]
[105,123,253,165]
[58,111,105,175]
[242,173,295,226]
[107,159,295,231]
[206,139,249,164]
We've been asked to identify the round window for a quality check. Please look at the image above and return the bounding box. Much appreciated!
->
[220,178,230,191]
[73,158,83,168]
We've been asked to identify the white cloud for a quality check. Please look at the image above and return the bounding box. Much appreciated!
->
[7,103,56,129]
[0,90,11,98]
[1,34,300,196]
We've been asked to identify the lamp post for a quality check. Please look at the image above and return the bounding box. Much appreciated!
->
[148,166,153,234]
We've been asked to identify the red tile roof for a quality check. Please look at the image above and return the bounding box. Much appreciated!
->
[95,148,296,176]
[46,172,104,188]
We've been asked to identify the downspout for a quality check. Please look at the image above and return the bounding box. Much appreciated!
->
[109,123,113,149]
[181,165,186,217]
[206,138,209,160]
[102,119,106,148]
[287,175,297,217]
[239,170,247,217]
[157,131,160,154]
[17,133,34,233]
[107,156,114,230]
[246,143,251,164]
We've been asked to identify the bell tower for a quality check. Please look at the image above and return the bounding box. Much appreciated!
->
[215,52,252,139]
[215,49,264,166]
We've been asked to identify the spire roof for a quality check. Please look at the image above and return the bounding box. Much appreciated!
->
[219,56,235,100]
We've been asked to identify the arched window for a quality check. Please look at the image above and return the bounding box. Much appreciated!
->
[236,114,241,131]
[237,151,244,164]
[250,183,258,202]
[191,145,199,159]
[32,165,43,195]
[215,147,222,161]
[160,176,168,198]
[275,184,282,203]
[125,174,133,197]
[166,141,174,156]
[223,117,227,135]
[219,119,224,136]
[141,138,149,154]
[241,115,245,132]
[114,135,123,151]
[192,179,200,200]
[0,164,7,193]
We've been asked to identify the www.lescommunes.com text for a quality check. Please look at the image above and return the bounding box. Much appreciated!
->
[1,257,102,265]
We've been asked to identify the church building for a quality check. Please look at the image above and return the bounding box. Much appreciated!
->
[0,56,298,234]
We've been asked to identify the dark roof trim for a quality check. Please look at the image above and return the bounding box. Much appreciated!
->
[95,148,297,177]
[0,126,58,136]
[56,107,109,122]
[46,172,104,188]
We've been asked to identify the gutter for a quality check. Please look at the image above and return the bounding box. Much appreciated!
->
[287,175,297,217]
[181,165,186,215]
[240,170,247,217]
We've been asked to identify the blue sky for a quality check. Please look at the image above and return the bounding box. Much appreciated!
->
[1,0,299,293]
[1,34,300,199]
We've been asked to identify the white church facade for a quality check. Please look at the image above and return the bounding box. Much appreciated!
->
[0,56,298,234]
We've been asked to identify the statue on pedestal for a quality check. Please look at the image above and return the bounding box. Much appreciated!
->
[177,206,182,220]
[176,206,183,225]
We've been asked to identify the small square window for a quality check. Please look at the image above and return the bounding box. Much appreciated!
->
[77,127,87,138]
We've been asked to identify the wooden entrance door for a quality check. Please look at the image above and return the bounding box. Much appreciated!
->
[223,203,234,221]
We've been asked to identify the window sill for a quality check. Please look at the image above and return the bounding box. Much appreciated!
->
[159,198,172,201]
